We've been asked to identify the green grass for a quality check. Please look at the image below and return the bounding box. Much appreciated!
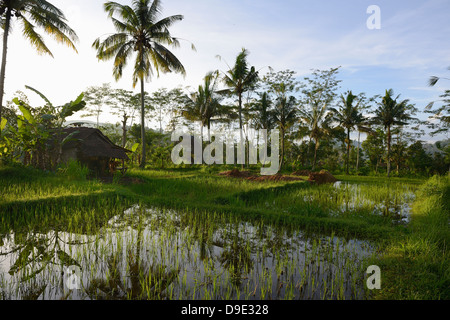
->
[370,175,449,299]
[0,164,447,299]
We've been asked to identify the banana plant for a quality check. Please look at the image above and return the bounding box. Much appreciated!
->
[11,98,49,166]
[20,86,86,167]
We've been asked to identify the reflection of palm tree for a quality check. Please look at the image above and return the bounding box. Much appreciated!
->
[86,213,178,300]
[216,227,253,287]
[0,230,86,299]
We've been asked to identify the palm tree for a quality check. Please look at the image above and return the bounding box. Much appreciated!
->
[93,0,189,168]
[183,71,227,141]
[219,48,258,167]
[0,0,78,129]
[250,92,275,132]
[355,116,373,172]
[298,92,334,171]
[427,67,450,136]
[273,95,297,170]
[372,89,413,177]
[331,91,363,174]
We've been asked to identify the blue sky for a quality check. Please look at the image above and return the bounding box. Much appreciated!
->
[3,0,450,142]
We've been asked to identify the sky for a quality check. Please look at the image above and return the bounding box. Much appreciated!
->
[3,0,450,143]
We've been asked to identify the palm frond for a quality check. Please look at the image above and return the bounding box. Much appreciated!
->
[19,16,53,56]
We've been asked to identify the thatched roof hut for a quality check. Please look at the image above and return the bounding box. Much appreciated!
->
[58,127,131,175]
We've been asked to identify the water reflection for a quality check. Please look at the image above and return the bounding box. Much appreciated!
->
[0,206,374,300]
[328,181,415,223]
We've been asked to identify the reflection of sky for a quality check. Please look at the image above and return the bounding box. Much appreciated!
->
[0,206,374,300]
[4,0,449,142]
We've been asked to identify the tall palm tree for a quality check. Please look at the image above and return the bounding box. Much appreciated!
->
[298,92,334,171]
[93,0,188,168]
[372,89,413,177]
[250,92,275,132]
[330,91,362,174]
[355,115,373,172]
[0,0,78,129]
[273,95,297,170]
[219,48,258,167]
[183,71,227,141]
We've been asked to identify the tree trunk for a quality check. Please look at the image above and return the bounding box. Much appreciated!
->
[0,7,12,133]
[356,131,361,172]
[140,79,146,169]
[122,113,129,148]
[207,121,211,142]
[312,140,319,171]
[238,92,244,170]
[280,126,285,170]
[346,128,350,175]
[387,125,391,177]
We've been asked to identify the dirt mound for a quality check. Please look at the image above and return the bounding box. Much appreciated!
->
[291,170,310,176]
[218,169,256,178]
[247,174,304,182]
[218,170,304,182]
[308,170,337,184]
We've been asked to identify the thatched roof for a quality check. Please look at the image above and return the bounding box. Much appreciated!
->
[58,127,131,160]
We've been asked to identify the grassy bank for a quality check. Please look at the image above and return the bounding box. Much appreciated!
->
[0,165,447,299]
[371,175,449,299]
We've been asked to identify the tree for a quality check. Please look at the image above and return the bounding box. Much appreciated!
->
[109,88,136,148]
[219,48,259,167]
[273,95,297,170]
[362,129,385,173]
[93,0,191,168]
[182,71,227,141]
[330,91,365,174]
[249,92,275,132]
[427,67,450,136]
[407,141,433,175]
[0,0,78,131]
[298,67,341,171]
[82,83,112,128]
[9,86,85,168]
[372,89,414,177]
[261,69,302,169]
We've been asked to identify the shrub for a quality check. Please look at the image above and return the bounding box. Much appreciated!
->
[57,159,89,181]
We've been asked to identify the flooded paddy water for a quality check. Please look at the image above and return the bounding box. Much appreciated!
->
[0,181,418,300]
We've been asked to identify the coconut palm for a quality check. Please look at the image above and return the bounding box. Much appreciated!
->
[93,0,189,168]
[355,116,373,172]
[330,91,364,174]
[219,48,258,166]
[273,95,297,170]
[0,0,78,129]
[250,92,276,131]
[427,67,450,136]
[298,93,334,171]
[372,89,413,177]
[183,71,227,141]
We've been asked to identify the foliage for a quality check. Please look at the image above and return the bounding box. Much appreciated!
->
[93,0,191,168]
[57,159,89,181]
[0,0,78,129]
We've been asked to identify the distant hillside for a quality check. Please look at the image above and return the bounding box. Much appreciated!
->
[423,139,449,155]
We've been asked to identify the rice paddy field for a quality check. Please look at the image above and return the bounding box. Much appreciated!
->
[0,165,448,300]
